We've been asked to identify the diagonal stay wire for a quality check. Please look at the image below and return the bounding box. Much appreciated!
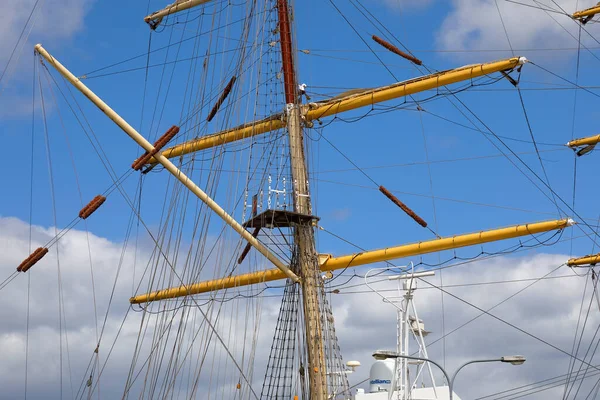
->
[516,88,562,216]
[423,263,564,350]
[41,48,263,399]
[564,270,600,399]
[446,92,600,249]
[533,61,600,100]
[317,130,440,238]
[504,0,565,14]
[322,0,598,246]
[563,268,591,399]
[0,0,42,87]
[494,0,561,216]
[563,23,585,400]
[418,268,600,375]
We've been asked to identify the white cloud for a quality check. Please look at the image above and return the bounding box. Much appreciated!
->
[1,215,599,399]
[0,0,93,117]
[436,0,600,55]
[331,254,598,399]
[0,216,277,399]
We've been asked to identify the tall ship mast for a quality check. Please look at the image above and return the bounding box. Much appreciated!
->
[4,1,600,399]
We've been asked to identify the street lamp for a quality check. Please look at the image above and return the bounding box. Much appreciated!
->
[372,351,526,400]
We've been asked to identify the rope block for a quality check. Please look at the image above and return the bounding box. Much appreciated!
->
[372,35,422,66]
[79,195,106,219]
[132,125,180,170]
[17,247,48,272]
[379,186,428,228]
[207,76,237,122]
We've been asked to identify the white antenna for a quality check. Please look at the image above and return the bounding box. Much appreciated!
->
[364,264,438,400]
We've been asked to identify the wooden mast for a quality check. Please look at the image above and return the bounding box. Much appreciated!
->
[277,0,328,398]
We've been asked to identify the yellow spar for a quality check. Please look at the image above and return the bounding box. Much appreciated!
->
[150,56,527,165]
[130,218,574,304]
[567,253,600,267]
[572,5,600,20]
[148,115,285,164]
[566,134,600,156]
[303,57,525,121]
[567,135,600,148]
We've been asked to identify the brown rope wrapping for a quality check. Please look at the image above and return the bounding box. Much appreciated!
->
[372,35,422,66]
[17,247,48,272]
[132,125,180,170]
[79,195,106,219]
[379,186,428,228]
[237,227,261,264]
[207,76,237,122]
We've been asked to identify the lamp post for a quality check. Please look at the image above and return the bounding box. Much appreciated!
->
[372,351,526,400]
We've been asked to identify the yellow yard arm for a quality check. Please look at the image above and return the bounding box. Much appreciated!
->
[303,56,525,121]
[145,0,215,28]
[567,135,600,148]
[130,217,573,304]
[567,253,600,267]
[567,134,600,156]
[149,115,284,164]
[151,56,526,165]
[572,5,600,21]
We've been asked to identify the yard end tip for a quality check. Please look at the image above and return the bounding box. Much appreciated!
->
[567,218,576,226]
[518,56,528,65]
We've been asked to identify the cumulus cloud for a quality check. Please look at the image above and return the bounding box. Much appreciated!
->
[0,216,143,398]
[436,0,600,56]
[0,216,278,399]
[332,254,598,399]
[0,0,93,117]
[1,215,599,399]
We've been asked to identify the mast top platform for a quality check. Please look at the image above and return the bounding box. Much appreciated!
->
[243,209,319,229]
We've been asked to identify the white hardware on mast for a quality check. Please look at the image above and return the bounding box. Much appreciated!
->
[366,265,438,400]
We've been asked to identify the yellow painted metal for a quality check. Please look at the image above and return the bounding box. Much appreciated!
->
[567,134,600,148]
[154,57,525,164]
[303,57,525,121]
[129,268,286,304]
[148,116,284,164]
[320,218,573,272]
[130,218,573,304]
[145,0,215,24]
[567,253,600,266]
[572,5,600,19]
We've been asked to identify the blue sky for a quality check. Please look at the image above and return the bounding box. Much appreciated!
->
[3,0,600,398]
[3,0,600,255]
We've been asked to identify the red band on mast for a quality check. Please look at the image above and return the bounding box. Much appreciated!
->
[277,0,297,104]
